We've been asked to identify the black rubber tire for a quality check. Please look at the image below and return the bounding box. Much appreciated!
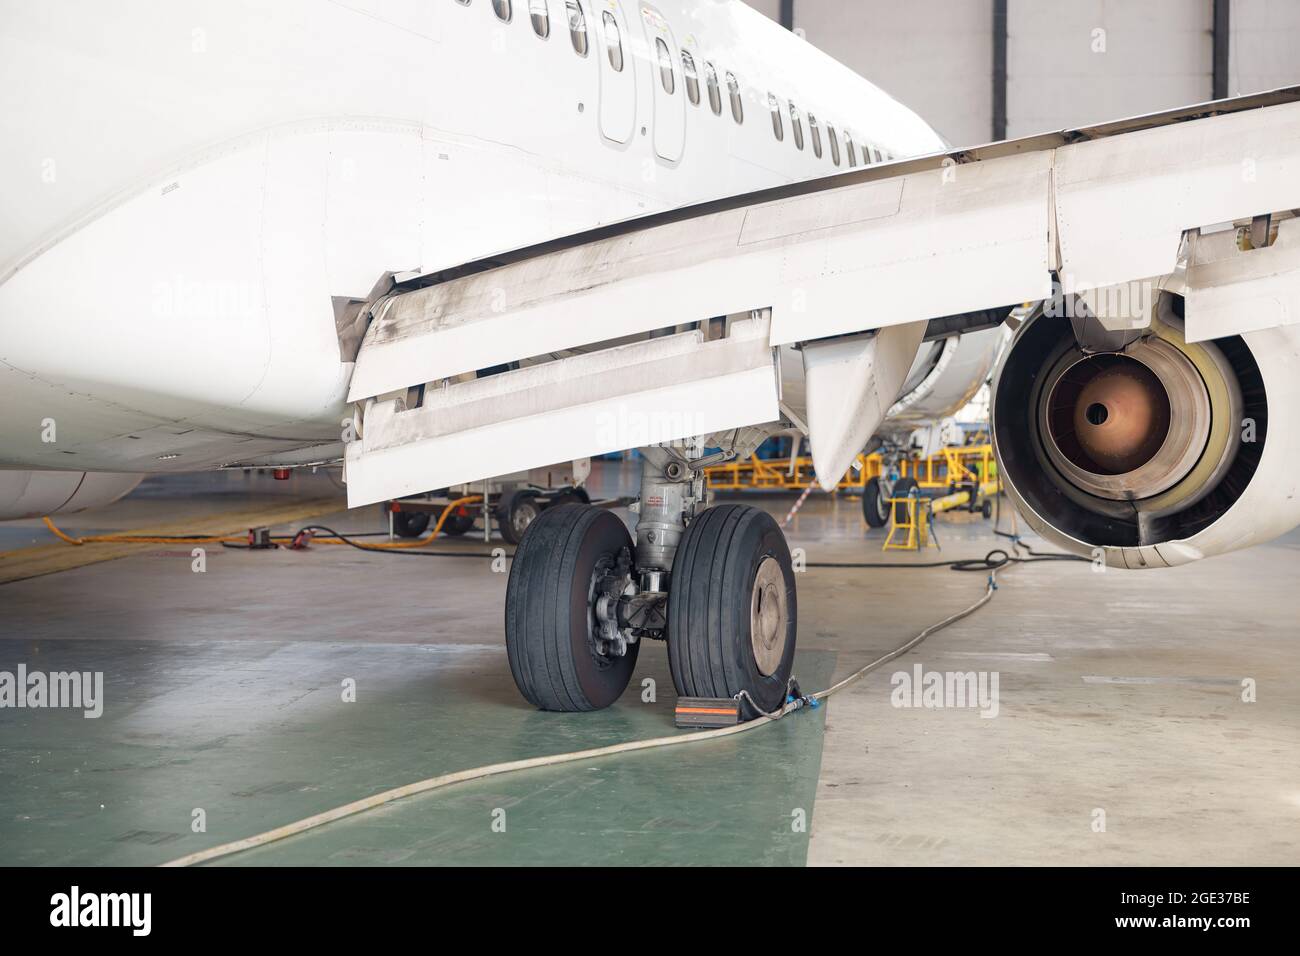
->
[439,503,476,536]
[548,487,589,508]
[505,504,639,711]
[667,505,797,716]
[498,490,542,545]
[891,476,919,524]
[862,477,888,528]
[391,509,430,538]
[981,498,994,520]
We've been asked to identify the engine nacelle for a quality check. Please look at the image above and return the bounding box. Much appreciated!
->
[992,294,1300,568]
[0,471,143,521]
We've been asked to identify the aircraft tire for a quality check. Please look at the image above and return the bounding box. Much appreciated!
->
[667,505,797,718]
[862,477,889,528]
[505,504,639,711]
[891,476,919,524]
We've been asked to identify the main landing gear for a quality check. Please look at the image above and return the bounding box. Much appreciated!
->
[504,444,797,715]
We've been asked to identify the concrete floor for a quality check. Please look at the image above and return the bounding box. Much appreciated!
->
[1,463,1297,865]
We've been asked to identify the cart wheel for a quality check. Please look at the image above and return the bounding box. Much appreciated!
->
[391,510,430,538]
[439,504,476,536]
[498,490,542,545]
[981,498,993,520]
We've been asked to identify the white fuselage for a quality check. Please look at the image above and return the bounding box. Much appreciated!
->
[0,0,943,474]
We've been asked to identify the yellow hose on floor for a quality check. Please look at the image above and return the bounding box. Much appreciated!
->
[41,518,246,545]
[40,495,483,551]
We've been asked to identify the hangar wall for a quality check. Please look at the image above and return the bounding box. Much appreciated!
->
[1005,0,1210,136]
[790,0,992,147]
[746,0,1300,147]
[1232,0,1300,96]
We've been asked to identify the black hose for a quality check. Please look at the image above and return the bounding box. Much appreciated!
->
[807,544,1086,573]
[223,502,1089,571]
[295,525,515,559]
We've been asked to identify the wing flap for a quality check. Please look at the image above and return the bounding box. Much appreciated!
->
[344,317,779,507]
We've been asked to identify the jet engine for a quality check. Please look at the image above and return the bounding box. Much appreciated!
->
[992,293,1300,568]
[0,471,143,521]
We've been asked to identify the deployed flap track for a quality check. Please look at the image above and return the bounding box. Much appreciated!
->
[346,88,1300,507]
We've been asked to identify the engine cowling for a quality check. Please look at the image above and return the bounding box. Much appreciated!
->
[992,293,1300,568]
[0,471,143,521]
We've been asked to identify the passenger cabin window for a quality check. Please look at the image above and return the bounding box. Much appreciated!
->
[845,132,858,167]
[655,38,674,94]
[602,11,623,72]
[828,125,841,166]
[789,103,804,150]
[808,114,822,158]
[566,1,588,56]
[768,93,783,141]
[705,62,722,115]
[727,72,743,123]
[682,51,700,106]
[529,0,548,37]
[492,0,511,22]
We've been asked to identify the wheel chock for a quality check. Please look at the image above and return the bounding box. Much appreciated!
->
[674,696,742,729]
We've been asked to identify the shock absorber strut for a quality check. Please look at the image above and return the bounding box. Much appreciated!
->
[630,442,708,593]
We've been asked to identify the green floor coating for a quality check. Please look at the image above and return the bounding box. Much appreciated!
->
[0,638,833,866]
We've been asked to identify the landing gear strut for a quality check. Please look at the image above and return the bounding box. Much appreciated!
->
[504,441,799,713]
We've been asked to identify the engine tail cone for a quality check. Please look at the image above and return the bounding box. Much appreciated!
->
[1046,354,1172,477]
[1072,363,1171,473]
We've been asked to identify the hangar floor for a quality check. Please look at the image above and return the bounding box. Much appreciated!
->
[1,464,1297,866]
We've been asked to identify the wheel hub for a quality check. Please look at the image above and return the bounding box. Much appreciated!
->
[587,547,634,662]
[750,556,788,676]
[511,498,539,537]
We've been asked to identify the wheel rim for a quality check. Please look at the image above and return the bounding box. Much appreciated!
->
[750,556,788,676]
[511,499,539,536]
[874,485,888,523]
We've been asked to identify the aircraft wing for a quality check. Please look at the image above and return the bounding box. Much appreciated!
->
[344,88,1300,507]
